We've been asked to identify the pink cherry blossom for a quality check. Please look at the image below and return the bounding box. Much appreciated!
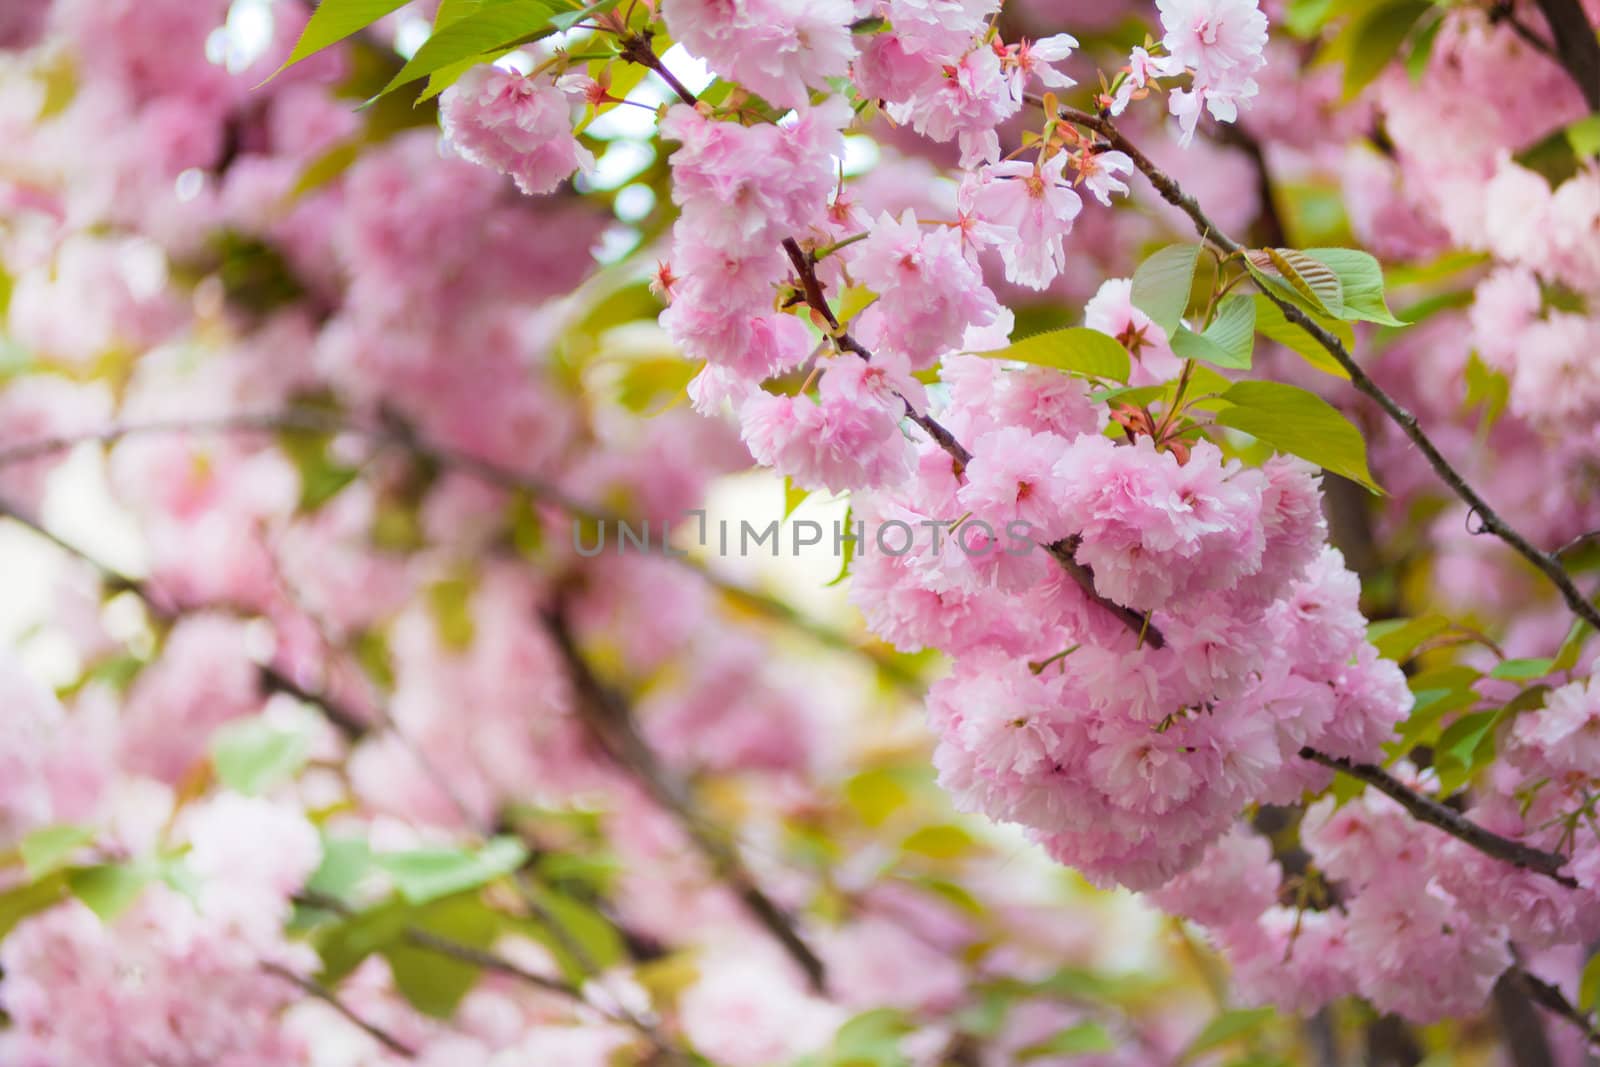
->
[849,210,1000,365]
[739,354,915,492]
[663,0,857,109]
[966,153,1084,289]
[1156,0,1269,144]
[440,65,594,196]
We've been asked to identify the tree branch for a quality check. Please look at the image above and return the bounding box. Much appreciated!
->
[1518,970,1600,1049]
[1490,1,1561,59]
[541,602,830,993]
[1493,970,1558,1067]
[778,238,1164,649]
[1050,103,1600,641]
[1531,0,1600,112]
[1298,748,1577,886]
[616,29,699,106]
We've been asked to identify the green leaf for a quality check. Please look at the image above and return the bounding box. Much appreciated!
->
[1516,127,1584,186]
[1203,294,1256,364]
[377,837,528,904]
[1017,1022,1116,1060]
[844,768,912,828]
[535,850,620,892]
[1215,380,1381,492]
[1490,657,1555,682]
[307,836,376,903]
[1252,294,1353,379]
[1369,614,1448,662]
[1130,244,1201,335]
[826,504,856,587]
[550,0,623,31]
[1401,668,1484,751]
[0,872,69,938]
[1393,680,1483,754]
[1554,619,1592,672]
[613,356,697,413]
[981,327,1131,383]
[316,897,413,982]
[427,574,478,650]
[1090,383,1167,407]
[1410,665,1485,695]
[1569,115,1600,159]
[289,139,364,200]
[279,425,360,511]
[1404,9,1445,81]
[517,885,627,981]
[211,717,311,796]
[420,0,537,96]
[68,863,152,921]
[1031,965,1160,1004]
[1463,352,1509,428]
[831,1008,914,1063]
[20,825,96,880]
[1172,294,1255,370]
[1581,952,1600,1012]
[1436,709,1499,767]
[381,893,501,1018]
[783,476,810,519]
[377,1,560,99]
[1245,249,1344,319]
[281,0,411,71]
[1284,0,1335,37]
[1303,248,1406,326]
[1342,0,1431,99]
[1183,1007,1276,1060]
[900,824,977,859]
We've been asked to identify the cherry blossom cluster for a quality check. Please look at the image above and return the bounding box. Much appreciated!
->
[1150,669,1600,1024]
[851,369,1409,889]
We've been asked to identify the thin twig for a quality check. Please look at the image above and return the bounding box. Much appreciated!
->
[779,238,973,469]
[1298,748,1577,887]
[541,602,830,993]
[1554,528,1600,559]
[1048,102,1600,641]
[259,663,369,740]
[1490,1,1561,59]
[262,961,417,1058]
[616,31,699,106]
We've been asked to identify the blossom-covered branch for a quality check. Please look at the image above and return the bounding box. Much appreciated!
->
[1051,102,1600,640]
[1296,748,1576,887]
[778,236,1165,649]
